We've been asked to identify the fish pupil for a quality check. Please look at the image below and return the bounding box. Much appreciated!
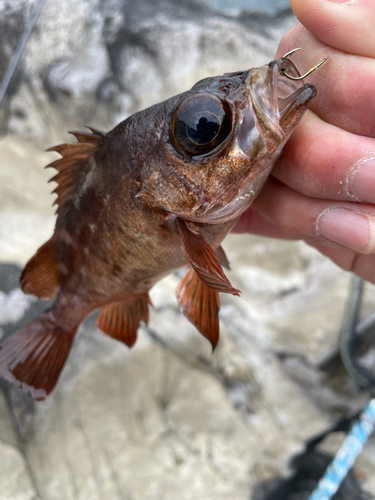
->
[186,113,220,146]
[171,94,232,157]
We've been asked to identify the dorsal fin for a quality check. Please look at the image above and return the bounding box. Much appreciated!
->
[21,237,59,299]
[46,127,106,215]
[177,219,240,296]
[97,295,151,348]
[177,268,220,350]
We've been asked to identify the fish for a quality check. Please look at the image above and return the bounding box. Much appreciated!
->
[0,55,316,400]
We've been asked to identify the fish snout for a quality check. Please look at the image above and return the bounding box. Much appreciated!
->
[240,58,316,155]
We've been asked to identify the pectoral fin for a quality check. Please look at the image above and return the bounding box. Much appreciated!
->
[177,268,220,350]
[97,294,151,348]
[215,245,230,270]
[177,219,240,296]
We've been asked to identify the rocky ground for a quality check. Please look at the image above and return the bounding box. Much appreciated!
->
[0,1,375,499]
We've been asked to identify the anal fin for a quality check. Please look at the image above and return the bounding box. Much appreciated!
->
[97,294,151,348]
[21,237,59,299]
[177,268,220,350]
[177,219,240,296]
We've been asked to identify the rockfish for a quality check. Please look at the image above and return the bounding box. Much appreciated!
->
[0,56,316,399]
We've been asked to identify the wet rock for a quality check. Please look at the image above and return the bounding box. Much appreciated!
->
[0,0,296,144]
[0,245,374,499]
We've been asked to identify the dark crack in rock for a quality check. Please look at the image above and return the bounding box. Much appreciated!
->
[252,450,373,500]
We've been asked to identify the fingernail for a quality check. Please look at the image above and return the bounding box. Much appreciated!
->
[317,208,375,254]
[348,158,375,204]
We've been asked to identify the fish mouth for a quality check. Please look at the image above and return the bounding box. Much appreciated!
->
[238,57,316,157]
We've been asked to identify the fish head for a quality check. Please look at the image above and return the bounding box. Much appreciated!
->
[139,57,316,224]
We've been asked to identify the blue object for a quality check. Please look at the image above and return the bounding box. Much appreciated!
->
[308,398,375,500]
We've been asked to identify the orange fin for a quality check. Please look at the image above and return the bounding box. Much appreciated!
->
[97,294,151,348]
[177,219,240,296]
[177,268,220,350]
[0,317,76,400]
[21,237,59,299]
[215,245,230,270]
[46,128,106,215]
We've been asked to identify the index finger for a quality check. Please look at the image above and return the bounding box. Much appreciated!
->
[290,0,375,59]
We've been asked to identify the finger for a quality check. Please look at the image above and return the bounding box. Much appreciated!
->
[277,25,375,138]
[233,200,375,286]
[233,207,375,285]
[307,240,375,285]
[252,176,375,255]
[272,111,375,204]
[290,0,375,59]
[233,207,292,239]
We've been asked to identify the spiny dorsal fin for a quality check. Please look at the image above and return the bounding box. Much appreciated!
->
[46,127,106,215]
[97,294,151,348]
[21,237,59,299]
[177,219,240,296]
[177,267,220,350]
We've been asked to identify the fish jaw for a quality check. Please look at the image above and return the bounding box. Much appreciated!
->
[243,57,316,155]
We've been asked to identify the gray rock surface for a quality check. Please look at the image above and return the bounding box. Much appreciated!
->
[0,0,296,144]
[0,0,374,499]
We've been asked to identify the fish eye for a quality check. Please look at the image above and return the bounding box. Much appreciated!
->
[170,94,232,156]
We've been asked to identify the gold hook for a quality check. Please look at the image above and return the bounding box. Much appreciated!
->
[281,48,329,81]
[283,47,301,58]
[282,57,328,80]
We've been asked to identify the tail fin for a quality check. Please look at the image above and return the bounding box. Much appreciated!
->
[0,317,76,400]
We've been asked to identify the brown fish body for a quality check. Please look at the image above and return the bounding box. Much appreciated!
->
[0,57,317,399]
[51,104,235,301]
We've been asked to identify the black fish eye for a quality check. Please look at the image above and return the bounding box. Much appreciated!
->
[170,94,232,156]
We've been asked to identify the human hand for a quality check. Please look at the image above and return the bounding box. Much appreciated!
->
[235,0,375,284]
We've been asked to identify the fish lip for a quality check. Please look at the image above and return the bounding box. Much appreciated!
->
[249,56,315,126]
[236,58,316,158]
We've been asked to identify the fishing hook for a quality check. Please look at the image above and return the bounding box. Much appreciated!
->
[283,47,302,58]
[282,47,329,81]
